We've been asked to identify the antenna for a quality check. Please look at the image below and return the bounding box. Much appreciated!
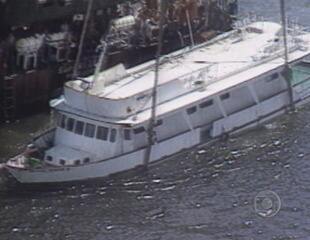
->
[143,0,165,167]
[280,0,294,110]
[72,0,94,78]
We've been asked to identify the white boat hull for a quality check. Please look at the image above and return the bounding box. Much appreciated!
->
[5,21,310,184]
[6,82,310,184]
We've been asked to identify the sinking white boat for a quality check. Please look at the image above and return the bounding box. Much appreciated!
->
[5,21,310,183]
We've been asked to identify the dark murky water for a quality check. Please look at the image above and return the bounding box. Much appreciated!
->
[1,1,310,239]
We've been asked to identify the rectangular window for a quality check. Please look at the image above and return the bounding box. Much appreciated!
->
[55,112,62,127]
[110,129,117,143]
[186,106,197,115]
[266,72,279,83]
[66,118,75,132]
[124,129,131,140]
[220,92,230,100]
[199,99,213,108]
[75,121,85,135]
[60,115,66,128]
[155,119,163,127]
[85,123,95,138]
[134,126,145,134]
[96,126,109,140]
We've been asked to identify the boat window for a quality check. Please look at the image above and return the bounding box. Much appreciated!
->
[84,158,90,163]
[155,119,163,127]
[75,121,85,135]
[220,92,230,100]
[85,123,95,138]
[60,159,66,166]
[96,126,109,140]
[134,126,145,134]
[60,115,66,128]
[124,129,131,140]
[66,118,75,132]
[187,106,197,115]
[46,156,53,161]
[199,99,213,108]
[266,72,279,82]
[110,129,117,143]
[74,160,81,166]
[55,112,62,126]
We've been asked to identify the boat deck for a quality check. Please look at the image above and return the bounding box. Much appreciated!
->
[94,22,284,99]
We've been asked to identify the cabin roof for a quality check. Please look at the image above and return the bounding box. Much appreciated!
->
[69,22,283,99]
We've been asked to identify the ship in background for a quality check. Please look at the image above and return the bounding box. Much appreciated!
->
[0,0,237,121]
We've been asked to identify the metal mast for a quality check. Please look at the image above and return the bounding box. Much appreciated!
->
[280,0,294,110]
[72,0,94,78]
[143,0,165,167]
